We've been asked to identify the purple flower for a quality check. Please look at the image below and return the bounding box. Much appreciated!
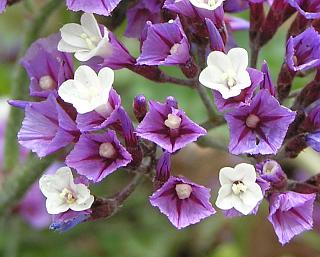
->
[0,0,7,13]
[21,34,74,98]
[150,176,215,229]
[306,131,320,152]
[286,27,320,72]
[256,159,287,188]
[125,0,162,38]
[133,94,148,122]
[163,0,224,26]
[214,68,263,112]
[66,130,132,183]
[76,88,121,132]
[287,0,320,19]
[17,94,79,158]
[137,18,191,66]
[225,90,296,155]
[268,191,315,245]
[65,0,121,16]
[136,99,207,153]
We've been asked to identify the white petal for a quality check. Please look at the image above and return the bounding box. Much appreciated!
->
[70,193,94,212]
[39,167,73,198]
[74,65,100,87]
[227,48,248,73]
[219,167,235,185]
[235,70,251,90]
[98,67,114,93]
[46,197,69,214]
[74,37,111,61]
[80,13,102,39]
[234,163,256,184]
[58,40,87,53]
[215,185,234,210]
[220,86,241,99]
[232,196,254,215]
[241,183,263,206]
[207,51,232,72]
[58,80,93,114]
[60,23,87,48]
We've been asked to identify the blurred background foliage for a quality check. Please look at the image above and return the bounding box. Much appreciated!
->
[0,1,320,257]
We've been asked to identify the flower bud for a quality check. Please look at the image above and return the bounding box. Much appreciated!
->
[154,151,171,189]
[133,94,148,122]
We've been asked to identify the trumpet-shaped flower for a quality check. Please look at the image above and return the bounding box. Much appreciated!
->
[39,167,94,215]
[58,13,111,62]
[58,65,114,115]
[199,48,251,99]
[216,163,263,215]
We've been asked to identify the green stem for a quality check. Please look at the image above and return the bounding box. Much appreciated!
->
[4,0,63,172]
[0,154,55,217]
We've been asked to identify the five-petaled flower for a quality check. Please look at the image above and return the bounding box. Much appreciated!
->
[150,176,216,229]
[199,48,251,99]
[39,167,94,215]
[216,163,263,215]
[58,13,111,62]
[58,65,114,115]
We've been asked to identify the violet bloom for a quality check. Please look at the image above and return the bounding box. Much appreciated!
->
[268,191,315,245]
[125,0,162,38]
[163,0,224,26]
[214,68,263,112]
[256,159,287,188]
[223,0,248,12]
[306,131,320,152]
[21,34,73,98]
[136,99,207,153]
[65,0,121,16]
[286,27,320,72]
[150,176,215,229]
[17,94,78,158]
[0,0,7,13]
[76,88,121,132]
[66,130,132,183]
[225,90,296,155]
[287,0,320,19]
[137,18,191,66]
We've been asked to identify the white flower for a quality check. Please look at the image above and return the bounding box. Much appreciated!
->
[199,48,251,99]
[58,13,111,62]
[39,167,94,215]
[189,0,225,10]
[58,65,114,115]
[215,163,263,215]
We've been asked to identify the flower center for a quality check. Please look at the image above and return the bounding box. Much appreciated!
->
[39,75,56,90]
[164,114,182,129]
[60,188,76,204]
[175,183,192,200]
[99,142,116,159]
[170,43,181,55]
[81,33,99,50]
[263,161,277,174]
[232,181,247,195]
[246,114,260,129]
[221,71,237,88]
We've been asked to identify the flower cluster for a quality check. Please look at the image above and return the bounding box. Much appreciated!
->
[2,0,320,246]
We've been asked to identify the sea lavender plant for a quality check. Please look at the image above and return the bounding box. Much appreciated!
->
[1,0,320,247]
